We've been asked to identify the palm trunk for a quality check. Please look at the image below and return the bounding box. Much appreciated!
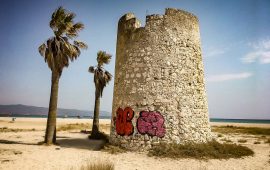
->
[91,91,100,137]
[45,71,60,144]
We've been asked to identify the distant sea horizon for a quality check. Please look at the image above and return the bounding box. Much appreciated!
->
[0,115,270,124]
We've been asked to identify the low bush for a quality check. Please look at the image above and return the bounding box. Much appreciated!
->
[148,140,254,159]
[102,144,127,154]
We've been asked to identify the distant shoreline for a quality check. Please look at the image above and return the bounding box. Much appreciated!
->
[0,115,111,119]
[1,115,270,124]
[210,118,270,124]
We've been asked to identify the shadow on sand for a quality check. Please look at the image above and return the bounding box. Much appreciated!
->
[57,137,106,150]
[0,140,39,146]
[0,133,106,151]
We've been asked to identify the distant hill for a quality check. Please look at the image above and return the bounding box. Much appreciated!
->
[0,104,111,118]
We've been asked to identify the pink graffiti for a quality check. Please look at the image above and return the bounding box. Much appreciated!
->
[137,111,165,138]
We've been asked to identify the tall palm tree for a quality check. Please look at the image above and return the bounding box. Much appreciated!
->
[38,7,87,144]
[89,51,112,138]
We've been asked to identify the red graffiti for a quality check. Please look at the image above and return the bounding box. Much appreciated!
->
[137,111,165,138]
[115,107,134,136]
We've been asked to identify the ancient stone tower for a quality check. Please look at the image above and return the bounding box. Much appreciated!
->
[110,8,213,150]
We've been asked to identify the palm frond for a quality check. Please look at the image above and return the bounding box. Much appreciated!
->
[49,6,84,38]
[44,44,54,70]
[66,22,84,38]
[88,66,95,73]
[73,22,84,31]
[91,67,112,98]
[39,7,87,73]
[74,40,88,49]
[104,71,112,83]
[38,43,46,57]
[50,6,66,31]
[72,45,81,60]
[64,13,76,23]
[97,51,112,66]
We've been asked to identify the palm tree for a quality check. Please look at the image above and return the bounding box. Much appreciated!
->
[89,51,112,138]
[38,7,87,144]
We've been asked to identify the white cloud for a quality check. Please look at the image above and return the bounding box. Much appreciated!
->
[248,39,270,49]
[203,41,244,58]
[206,72,253,82]
[242,39,270,64]
[205,48,226,57]
[204,48,227,57]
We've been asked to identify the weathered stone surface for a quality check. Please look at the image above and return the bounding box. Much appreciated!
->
[110,8,214,151]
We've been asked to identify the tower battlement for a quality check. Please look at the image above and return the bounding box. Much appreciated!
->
[118,13,141,30]
[118,8,201,46]
[119,8,198,32]
[165,8,198,20]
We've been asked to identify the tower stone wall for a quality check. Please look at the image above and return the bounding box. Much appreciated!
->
[110,8,213,150]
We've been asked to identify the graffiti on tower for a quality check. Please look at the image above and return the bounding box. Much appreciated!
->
[137,111,166,138]
[115,107,134,136]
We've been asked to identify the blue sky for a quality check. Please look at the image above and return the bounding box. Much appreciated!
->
[0,0,269,119]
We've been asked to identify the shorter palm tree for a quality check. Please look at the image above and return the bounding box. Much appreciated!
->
[88,51,112,138]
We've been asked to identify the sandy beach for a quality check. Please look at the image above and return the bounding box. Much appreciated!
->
[0,117,269,170]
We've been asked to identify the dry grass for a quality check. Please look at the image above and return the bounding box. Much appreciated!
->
[102,144,127,154]
[265,138,270,144]
[99,124,111,131]
[212,126,270,135]
[254,141,261,144]
[0,127,35,132]
[57,123,110,132]
[57,123,91,131]
[79,161,114,170]
[0,149,22,155]
[238,139,247,143]
[148,140,254,160]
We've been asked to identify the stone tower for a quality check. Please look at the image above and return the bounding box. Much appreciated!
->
[110,8,213,150]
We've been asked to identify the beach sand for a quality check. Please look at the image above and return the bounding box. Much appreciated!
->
[0,117,269,170]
